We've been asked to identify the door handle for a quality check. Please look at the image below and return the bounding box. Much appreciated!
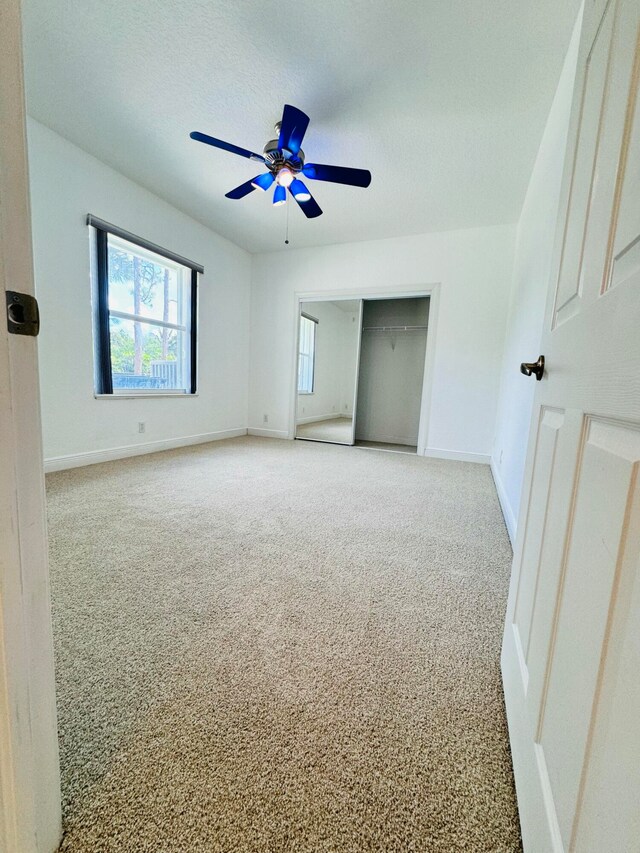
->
[6,291,40,337]
[520,355,545,381]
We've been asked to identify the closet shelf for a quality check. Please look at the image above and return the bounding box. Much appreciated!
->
[362,325,428,332]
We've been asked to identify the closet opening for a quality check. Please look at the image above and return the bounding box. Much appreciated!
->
[355,297,429,454]
[294,296,430,453]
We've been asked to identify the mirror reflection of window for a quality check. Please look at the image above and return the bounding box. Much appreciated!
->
[298,314,317,394]
[295,300,360,446]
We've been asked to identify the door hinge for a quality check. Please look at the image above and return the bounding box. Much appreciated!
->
[6,291,40,337]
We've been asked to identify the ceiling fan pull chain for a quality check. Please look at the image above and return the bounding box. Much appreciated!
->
[285,194,290,245]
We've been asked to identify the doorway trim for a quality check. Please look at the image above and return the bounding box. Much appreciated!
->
[288,284,440,456]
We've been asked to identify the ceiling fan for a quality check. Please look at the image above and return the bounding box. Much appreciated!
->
[190,104,372,219]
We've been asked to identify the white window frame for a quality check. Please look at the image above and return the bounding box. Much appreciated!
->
[88,217,201,398]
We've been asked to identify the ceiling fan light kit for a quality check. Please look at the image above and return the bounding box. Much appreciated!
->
[250,172,274,191]
[289,178,311,202]
[275,166,294,187]
[273,185,287,206]
[190,104,372,220]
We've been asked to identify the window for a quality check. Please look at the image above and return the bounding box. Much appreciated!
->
[90,217,201,395]
[298,313,317,394]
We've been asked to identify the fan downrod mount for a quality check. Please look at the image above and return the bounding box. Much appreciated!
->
[262,120,305,170]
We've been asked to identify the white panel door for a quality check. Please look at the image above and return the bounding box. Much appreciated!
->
[0,0,61,850]
[502,1,640,850]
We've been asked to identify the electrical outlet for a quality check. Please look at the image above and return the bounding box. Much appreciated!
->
[138,422,146,434]
[263,414,268,424]
[344,404,348,410]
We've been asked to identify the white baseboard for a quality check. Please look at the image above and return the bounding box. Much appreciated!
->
[490,459,517,545]
[44,428,247,473]
[247,427,290,439]
[297,413,353,425]
[296,413,341,425]
[421,446,490,465]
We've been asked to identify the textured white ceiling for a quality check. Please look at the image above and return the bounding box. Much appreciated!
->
[21,0,580,254]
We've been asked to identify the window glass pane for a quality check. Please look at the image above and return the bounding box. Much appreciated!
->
[109,317,190,391]
[107,236,182,325]
[94,226,196,395]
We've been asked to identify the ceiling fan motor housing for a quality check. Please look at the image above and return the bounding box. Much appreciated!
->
[263,132,305,176]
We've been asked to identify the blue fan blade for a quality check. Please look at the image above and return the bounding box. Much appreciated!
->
[251,172,275,191]
[288,186,322,218]
[191,131,265,162]
[277,105,310,156]
[302,163,371,187]
[225,178,258,200]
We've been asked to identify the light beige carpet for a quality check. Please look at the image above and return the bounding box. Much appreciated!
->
[47,436,521,852]
[296,417,353,443]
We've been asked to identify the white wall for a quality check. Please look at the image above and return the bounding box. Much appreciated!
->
[27,120,252,467]
[249,225,515,461]
[491,16,581,541]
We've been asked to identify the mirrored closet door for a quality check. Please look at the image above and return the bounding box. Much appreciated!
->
[295,299,362,445]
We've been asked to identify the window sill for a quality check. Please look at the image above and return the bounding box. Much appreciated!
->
[94,393,199,399]
[298,392,314,396]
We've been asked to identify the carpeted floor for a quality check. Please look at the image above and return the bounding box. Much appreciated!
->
[47,435,522,852]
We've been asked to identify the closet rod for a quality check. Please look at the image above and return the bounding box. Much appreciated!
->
[362,325,428,332]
